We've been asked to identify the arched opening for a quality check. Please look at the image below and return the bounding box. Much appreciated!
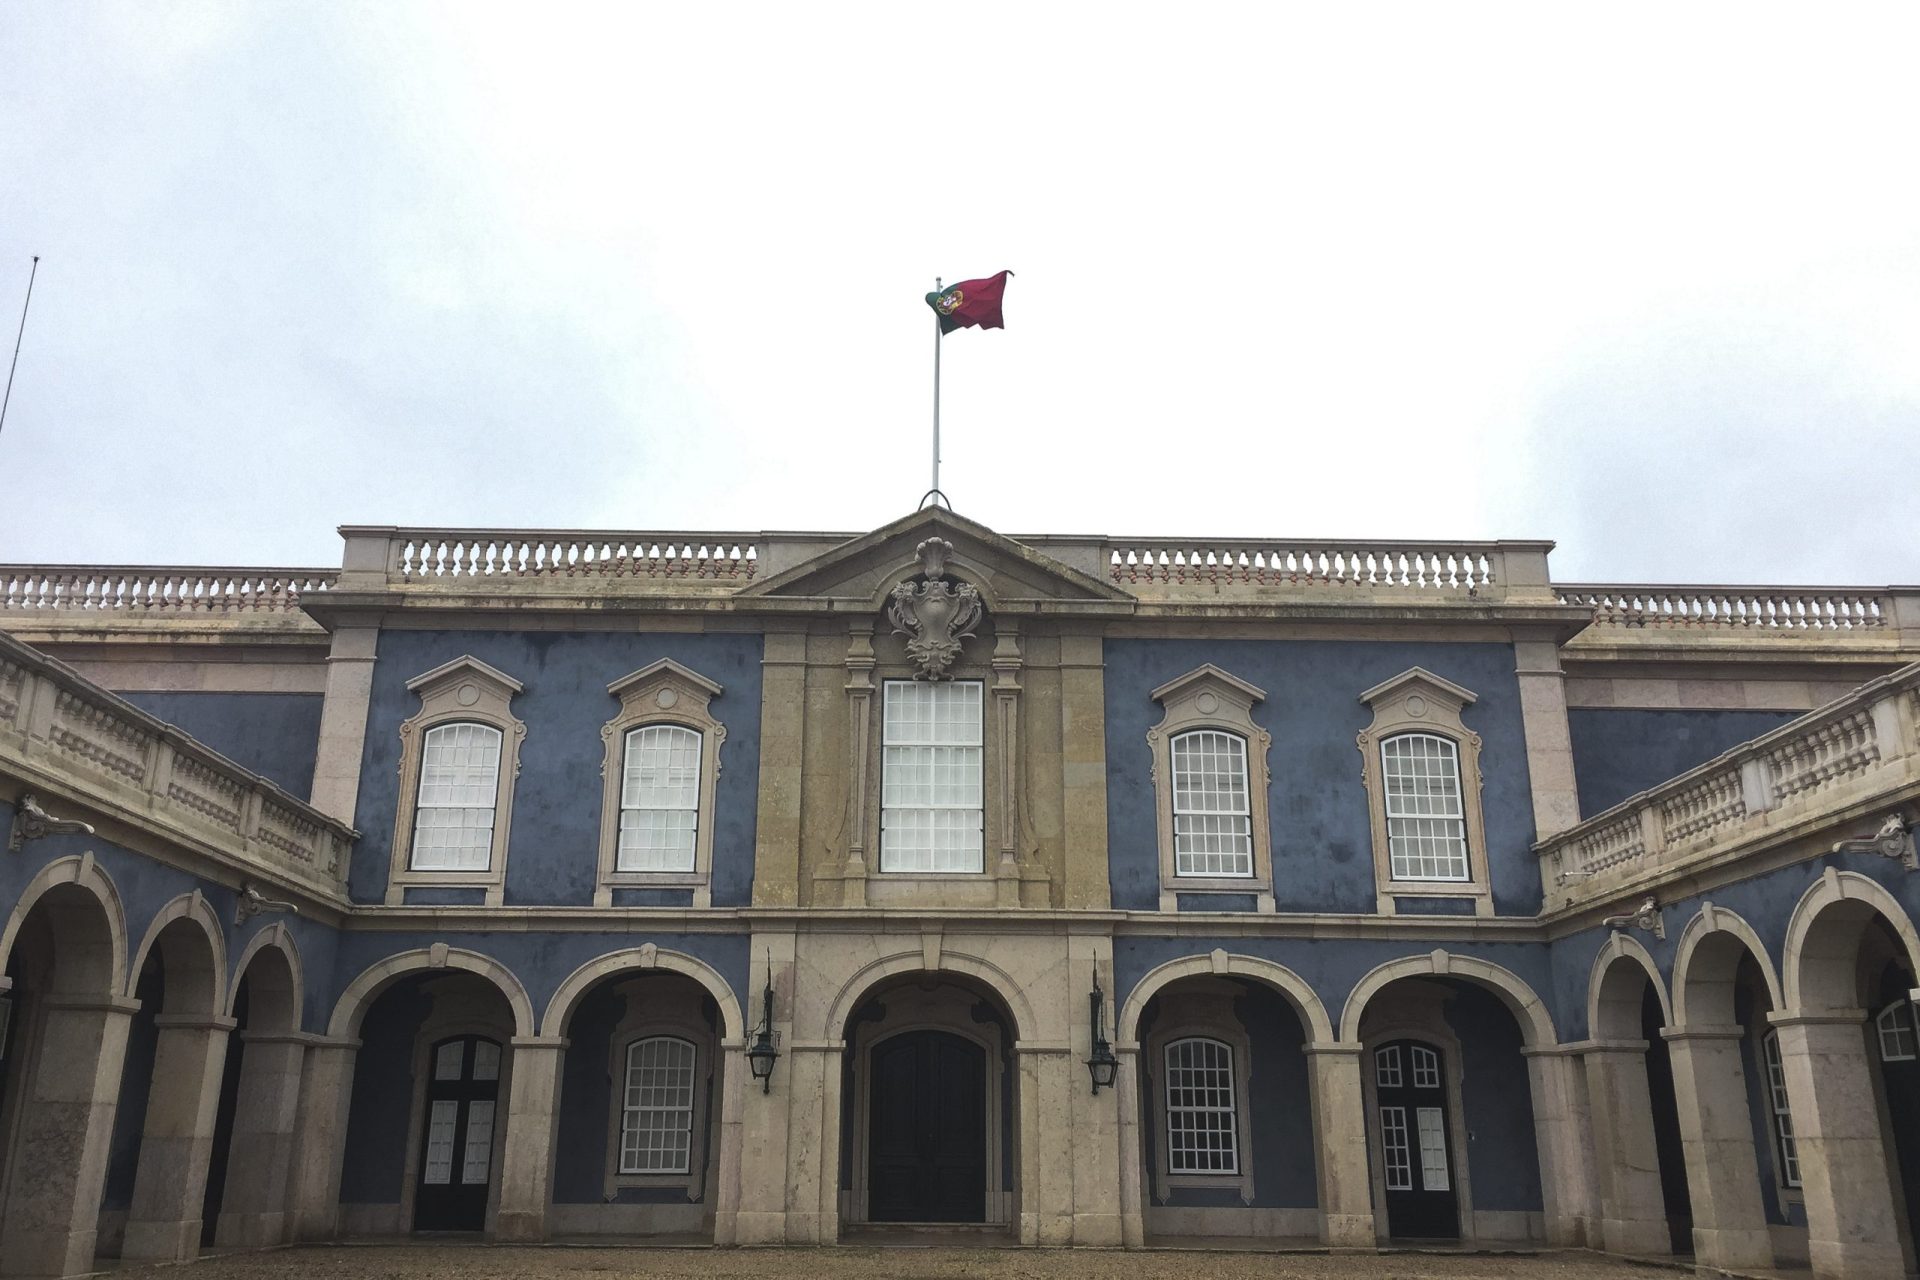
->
[203,934,301,1248]
[1352,976,1544,1244]
[1588,947,1691,1256]
[1130,974,1317,1244]
[99,908,223,1262]
[547,968,726,1241]
[837,971,1019,1236]
[337,968,519,1237]
[0,871,127,1277]
[1670,918,1793,1271]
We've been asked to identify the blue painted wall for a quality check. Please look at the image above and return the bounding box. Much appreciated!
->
[339,976,432,1205]
[1447,982,1542,1212]
[1567,708,1801,818]
[117,691,324,798]
[1103,639,1540,915]
[349,630,763,907]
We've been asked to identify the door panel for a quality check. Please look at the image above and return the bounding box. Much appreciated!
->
[414,1035,501,1231]
[867,1029,987,1222]
[1375,1039,1460,1240]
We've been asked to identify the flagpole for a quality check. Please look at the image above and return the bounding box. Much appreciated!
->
[0,256,39,442]
[931,276,942,496]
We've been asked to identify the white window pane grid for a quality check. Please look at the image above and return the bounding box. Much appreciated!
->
[471,1040,501,1081]
[1416,1107,1450,1190]
[1764,1032,1801,1187]
[1381,1106,1412,1190]
[1383,734,1469,881]
[411,723,501,871]
[1164,1038,1239,1175]
[461,1101,495,1184]
[1879,1004,1917,1062]
[618,726,701,873]
[1412,1045,1440,1089]
[1172,731,1254,877]
[1375,1045,1402,1088]
[620,1037,696,1175]
[881,682,984,873]
[433,1040,464,1081]
[423,1100,458,1185]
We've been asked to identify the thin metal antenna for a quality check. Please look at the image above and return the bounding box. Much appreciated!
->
[0,256,40,441]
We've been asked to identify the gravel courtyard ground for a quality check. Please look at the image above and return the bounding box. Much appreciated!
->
[110,1244,1690,1280]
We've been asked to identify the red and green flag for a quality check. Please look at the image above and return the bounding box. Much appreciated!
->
[925,270,1012,334]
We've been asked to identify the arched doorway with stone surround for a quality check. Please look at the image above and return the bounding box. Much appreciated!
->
[1115,952,1334,1247]
[1667,904,1796,1272]
[1339,953,1562,1247]
[0,856,130,1279]
[98,894,227,1263]
[202,925,302,1250]
[330,950,533,1238]
[1585,934,1689,1257]
[1779,871,1920,1280]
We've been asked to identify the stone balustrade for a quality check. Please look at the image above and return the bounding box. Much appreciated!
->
[1557,583,1895,631]
[0,565,334,614]
[1102,538,1553,602]
[1538,662,1920,911]
[375,528,762,584]
[0,631,354,901]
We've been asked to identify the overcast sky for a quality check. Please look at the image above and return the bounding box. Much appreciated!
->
[3,3,1917,584]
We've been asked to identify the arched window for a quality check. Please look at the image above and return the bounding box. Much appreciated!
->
[619,725,702,873]
[618,1035,698,1175]
[1170,730,1253,878]
[410,722,503,872]
[1163,1036,1239,1175]
[1878,1001,1917,1062]
[1761,1030,1801,1188]
[1380,732,1470,882]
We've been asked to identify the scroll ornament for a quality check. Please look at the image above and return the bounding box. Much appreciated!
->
[886,537,982,680]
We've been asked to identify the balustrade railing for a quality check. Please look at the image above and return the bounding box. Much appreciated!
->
[1538,663,1920,908]
[383,530,760,583]
[0,566,333,615]
[1557,584,1893,631]
[0,633,353,899]
[1103,539,1516,595]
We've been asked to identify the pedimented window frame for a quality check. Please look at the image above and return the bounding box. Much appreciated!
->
[388,656,527,905]
[596,659,727,908]
[1356,668,1491,917]
[1147,665,1275,911]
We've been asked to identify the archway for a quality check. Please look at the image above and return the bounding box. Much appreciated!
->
[0,857,130,1278]
[204,926,302,1248]
[1667,906,1789,1271]
[1586,935,1689,1256]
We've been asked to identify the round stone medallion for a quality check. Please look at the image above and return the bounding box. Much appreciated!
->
[455,683,480,707]
[656,687,679,710]
[1405,694,1428,717]
[1195,692,1220,715]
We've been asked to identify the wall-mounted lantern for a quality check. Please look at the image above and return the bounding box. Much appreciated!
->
[1086,980,1118,1092]
[746,973,780,1093]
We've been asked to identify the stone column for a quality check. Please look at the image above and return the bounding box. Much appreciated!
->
[491,1036,566,1242]
[213,1033,308,1248]
[1513,637,1581,841]
[284,1038,359,1241]
[1306,1042,1376,1247]
[1522,1046,1600,1248]
[1581,1040,1671,1255]
[709,1041,749,1245]
[1771,1010,1907,1279]
[1068,943,1122,1247]
[1661,1026,1773,1270]
[1114,1045,1146,1247]
[121,1013,236,1261]
[0,994,137,1279]
[734,935,797,1244]
[308,622,380,825]
[1019,1043,1076,1246]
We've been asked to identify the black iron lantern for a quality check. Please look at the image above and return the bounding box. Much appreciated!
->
[1087,981,1119,1092]
[746,974,780,1093]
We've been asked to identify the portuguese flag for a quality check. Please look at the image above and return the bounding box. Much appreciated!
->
[926,271,1012,334]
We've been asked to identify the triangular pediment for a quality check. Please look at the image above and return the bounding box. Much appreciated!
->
[739,508,1133,610]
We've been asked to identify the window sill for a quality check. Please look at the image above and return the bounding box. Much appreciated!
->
[1158,878,1273,912]
[595,871,710,909]
[385,866,504,905]
[1376,880,1491,918]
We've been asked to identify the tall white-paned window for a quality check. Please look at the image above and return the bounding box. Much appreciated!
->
[619,725,701,872]
[881,680,984,872]
[619,1036,697,1175]
[1170,730,1253,877]
[1762,1030,1801,1188]
[410,723,503,871]
[1381,733,1470,881]
[1879,1002,1918,1062]
[1164,1036,1239,1175]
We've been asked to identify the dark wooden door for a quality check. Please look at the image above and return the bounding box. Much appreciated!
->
[868,1029,987,1222]
[414,1035,502,1231]
[1375,1039,1460,1240]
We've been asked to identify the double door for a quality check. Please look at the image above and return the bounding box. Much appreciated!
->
[867,1029,987,1222]
[415,1035,501,1231]
[1374,1038,1459,1240]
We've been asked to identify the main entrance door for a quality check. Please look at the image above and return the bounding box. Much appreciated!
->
[414,1035,501,1231]
[1374,1039,1460,1240]
[868,1029,986,1222]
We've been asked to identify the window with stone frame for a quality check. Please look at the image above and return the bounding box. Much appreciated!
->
[1877,1000,1917,1062]
[594,659,728,907]
[600,980,716,1195]
[1145,982,1255,1204]
[1145,665,1275,911]
[1761,1029,1802,1189]
[880,679,984,873]
[388,656,527,905]
[618,1035,698,1175]
[1355,668,1492,916]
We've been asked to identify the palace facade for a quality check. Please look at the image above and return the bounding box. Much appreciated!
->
[0,509,1917,1277]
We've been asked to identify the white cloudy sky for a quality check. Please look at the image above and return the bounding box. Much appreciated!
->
[2,2,1917,583]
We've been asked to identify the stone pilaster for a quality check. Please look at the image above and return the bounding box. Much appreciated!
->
[491,1036,566,1242]
[1522,1045,1600,1247]
[122,1013,236,1261]
[1057,634,1110,910]
[751,629,809,907]
[1771,1010,1908,1279]
[733,933,795,1244]
[214,1033,308,1247]
[1514,638,1581,841]
[308,623,379,825]
[1305,1042,1376,1247]
[1661,1026,1774,1270]
[1067,937,1121,1246]
[1114,1044,1146,1247]
[1580,1041,1671,1255]
[284,1039,358,1241]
